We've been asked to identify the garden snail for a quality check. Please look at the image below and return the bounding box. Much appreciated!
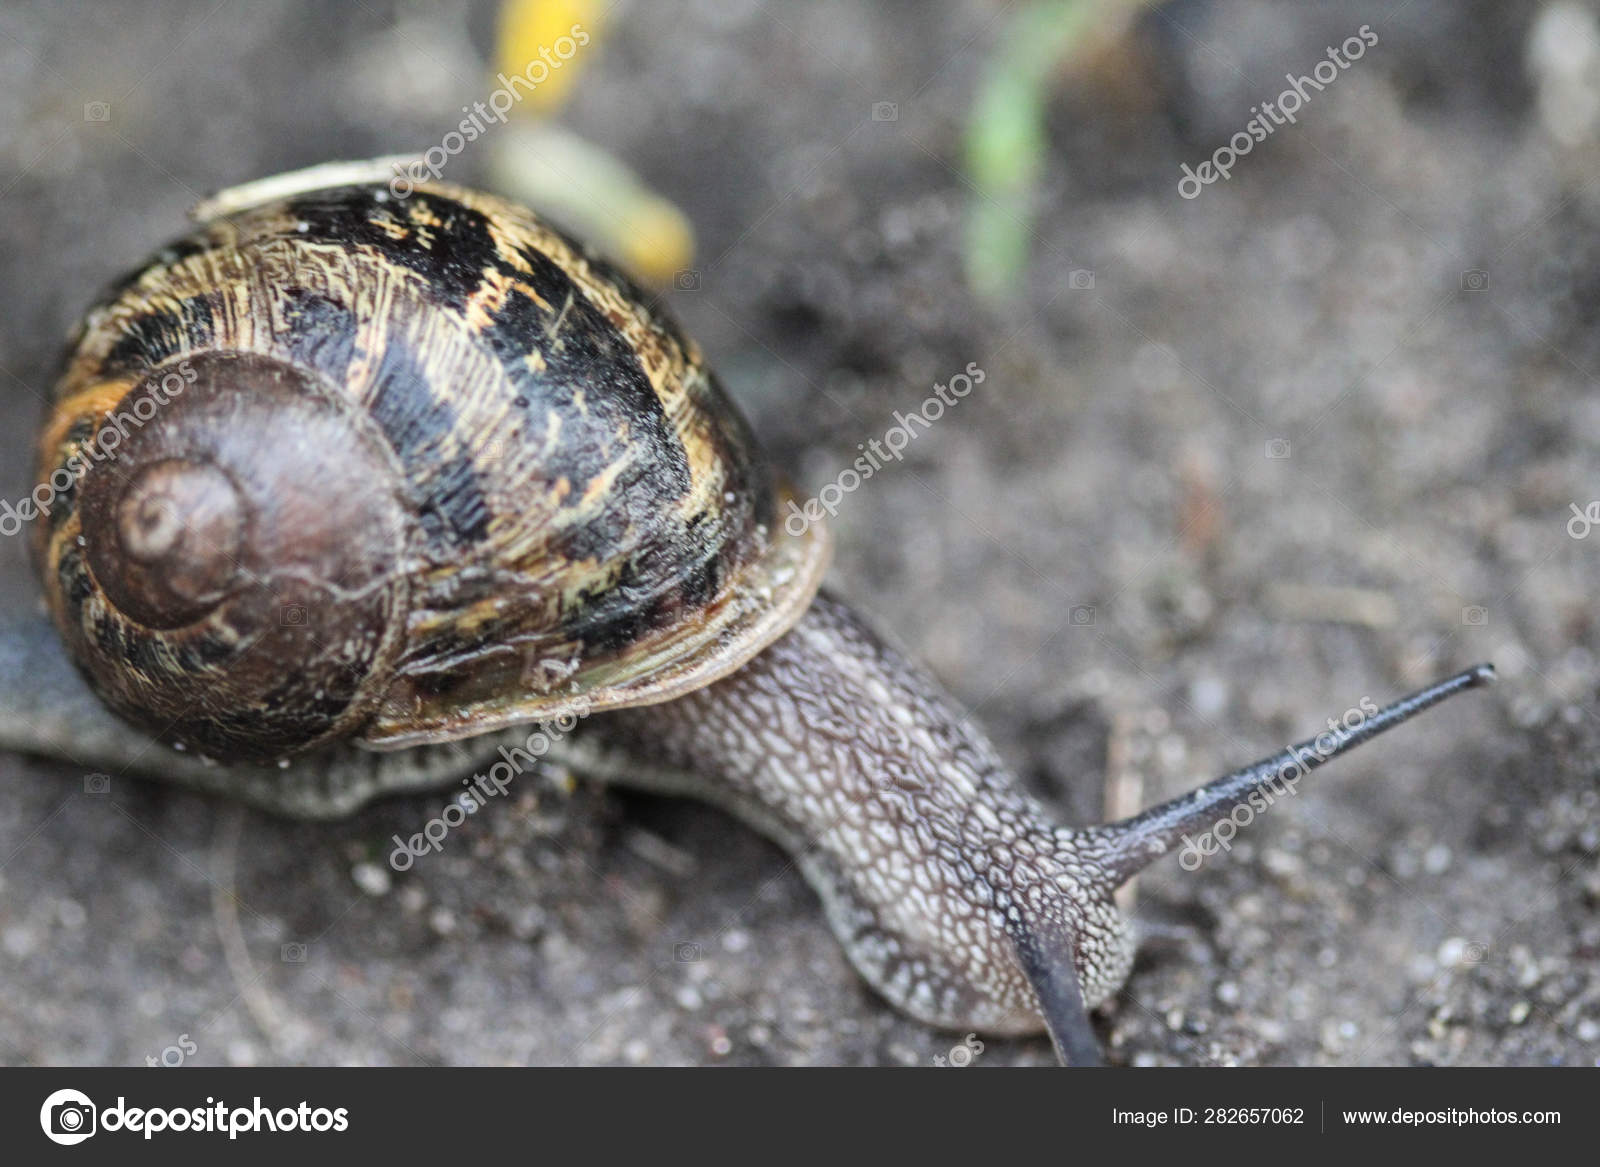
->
[1,160,1495,1065]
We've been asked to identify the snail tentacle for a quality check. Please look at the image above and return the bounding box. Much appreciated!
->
[1086,663,1498,887]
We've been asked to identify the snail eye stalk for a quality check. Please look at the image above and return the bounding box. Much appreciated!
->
[1093,664,1496,888]
[1010,924,1104,1067]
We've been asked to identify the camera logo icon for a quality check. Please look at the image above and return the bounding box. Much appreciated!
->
[1461,605,1488,626]
[1264,438,1292,459]
[1068,268,1095,290]
[83,773,110,795]
[280,604,308,626]
[281,942,308,963]
[83,101,111,122]
[871,101,899,121]
[673,269,702,291]
[1069,604,1096,627]
[1460,269,1489,291]
[932,1033,984,1067]
[674,942,703,963]
[40,1088,96,1145]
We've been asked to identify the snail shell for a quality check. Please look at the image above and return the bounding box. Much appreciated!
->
[33,175,829,762]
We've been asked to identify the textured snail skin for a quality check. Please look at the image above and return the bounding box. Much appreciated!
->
[584,591,1132,1045]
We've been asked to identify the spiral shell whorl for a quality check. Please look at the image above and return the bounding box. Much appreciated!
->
[43,352,414,760]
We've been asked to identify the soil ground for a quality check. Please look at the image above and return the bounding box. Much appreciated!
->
[0,0,1595,1065]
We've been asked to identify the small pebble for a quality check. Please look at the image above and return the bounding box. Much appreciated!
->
[1189,675,1229,719]
[1510,696,1547,729]
[1514,954,1542,989]
[1319,1020,1345,1052]
[510,905,546,941]
[1264,849,1303,878]
[1390,848,1421,880]
[135,988,165,1017]
[352,862,391,897]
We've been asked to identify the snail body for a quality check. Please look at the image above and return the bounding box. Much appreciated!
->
[9,163,1493,1063]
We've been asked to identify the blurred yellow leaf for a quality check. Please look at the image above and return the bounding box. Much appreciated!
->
[496,0,607,114]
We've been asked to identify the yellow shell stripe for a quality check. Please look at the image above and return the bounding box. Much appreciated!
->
[443,184,734,531]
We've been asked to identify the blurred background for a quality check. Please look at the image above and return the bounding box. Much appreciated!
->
[0,0,1596,1066]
